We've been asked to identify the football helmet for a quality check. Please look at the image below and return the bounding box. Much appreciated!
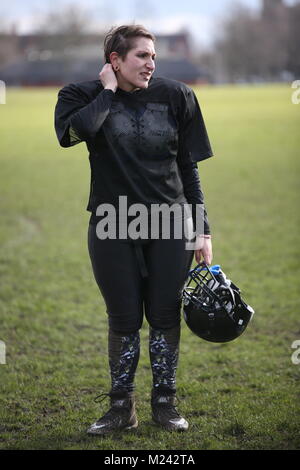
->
[182,263,254,343]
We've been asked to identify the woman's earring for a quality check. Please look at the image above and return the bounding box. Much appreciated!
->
[115,66,119,72]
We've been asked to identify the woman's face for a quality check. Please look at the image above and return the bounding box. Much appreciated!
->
[114,37,156,92]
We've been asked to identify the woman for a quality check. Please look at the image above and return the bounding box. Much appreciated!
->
[54,25,213,434]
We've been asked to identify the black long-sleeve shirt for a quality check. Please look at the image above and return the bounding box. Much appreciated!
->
[54,76,213,235]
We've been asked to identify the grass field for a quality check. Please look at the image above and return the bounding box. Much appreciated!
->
[0,84,299,450]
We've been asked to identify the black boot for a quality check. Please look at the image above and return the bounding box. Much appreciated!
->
[87,329,140,435]
[86,390,138,435]
[149,325,188,431]
[151,388,188,432]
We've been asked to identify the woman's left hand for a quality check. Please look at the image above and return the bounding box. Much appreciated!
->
[194,236,213,266]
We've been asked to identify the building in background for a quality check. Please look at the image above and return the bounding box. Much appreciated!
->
[0,0,298,86]
[0,30,210,86]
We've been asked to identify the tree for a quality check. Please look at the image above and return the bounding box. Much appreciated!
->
[31,4,94,52]
[208,0,292,82]
[286,2,300,77]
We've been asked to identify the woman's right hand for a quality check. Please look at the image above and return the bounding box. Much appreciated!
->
[99,63,118,92]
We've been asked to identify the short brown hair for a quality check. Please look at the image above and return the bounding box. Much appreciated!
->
[103,25,155,63]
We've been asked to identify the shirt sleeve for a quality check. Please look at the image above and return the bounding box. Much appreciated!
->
[54,84,115,148]
[177,85,213,235]
[178,87,213,163]
[177,159,211,235]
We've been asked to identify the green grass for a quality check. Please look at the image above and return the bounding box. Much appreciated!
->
[0,84,299,450]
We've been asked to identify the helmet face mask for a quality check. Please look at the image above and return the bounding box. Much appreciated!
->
[183,264,254,343]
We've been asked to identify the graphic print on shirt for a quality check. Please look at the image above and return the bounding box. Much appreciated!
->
[102,101,179,176]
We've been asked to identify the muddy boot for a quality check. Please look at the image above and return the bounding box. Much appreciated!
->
[87,390,138,435]
[151,389,188,431]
